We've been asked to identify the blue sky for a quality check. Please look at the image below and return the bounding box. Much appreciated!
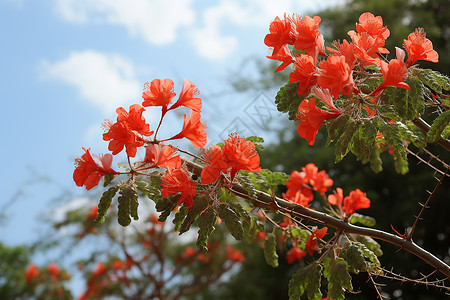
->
[0,0,343,247]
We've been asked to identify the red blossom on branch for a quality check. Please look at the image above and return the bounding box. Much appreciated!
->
[305,227,328,256]
[160,167,197,210]
[404,28,439,67]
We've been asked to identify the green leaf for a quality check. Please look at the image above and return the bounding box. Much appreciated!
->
[419,69,450,93]
[369,143,383,173]
[178,196,209,234]
[351,120,378,164]
[95,186,119,223]
[135,178,161,202]
[442,124,450,139]
[288,263,323,300]
[275,81,303,120]
[380,122,409,174]
[218,203,244,241]
[402,121,427,148]
[103,172,115,187]
[323,257,353,300]
[196,206,217,253]
[335,119,358,162]
[427,110,450,143]
[339,244,367,274]
[173,206,188,232]
[352,242,381,267]
[359,236,383,257]
[264,234,279,268]
[155,195,179,222]
[377,105,401,121]
[245,136,265,151]
[348,213,376,227]
[117,185,138,227]
[326,113,350,145]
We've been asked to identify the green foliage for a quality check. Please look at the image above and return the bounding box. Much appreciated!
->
[339,244,367,274]
[427,109,450,143]
[334,119,358,163]
[244,136,265,151]
[178,196,209,234]
[196,206,217,253]
[264,233,279,268]
[380,122,409,174]
[0,243,31,299]
[323,257,353,300]
[288,263,323,300]
[275,81,303,120]
[326,114,350,145]
[155,194,179,222]
[217,203,244,241]
[350,120,378,164]
[418,69,450,93]
[173,206,188,232]
[369,143,383,173]
[359,236,383,257]
[383,77,424,122]
[95,186,119,223]
[348,213,376,227]
[117,185,138,227]
[103,172,115,187]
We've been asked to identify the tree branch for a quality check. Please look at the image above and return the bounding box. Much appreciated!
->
[185,160,450,278]
[413,117,450,152]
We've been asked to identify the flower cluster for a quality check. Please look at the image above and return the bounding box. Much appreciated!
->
[265,12,438,145]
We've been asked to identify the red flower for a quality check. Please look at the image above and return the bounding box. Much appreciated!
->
[264,14,293,56]
[317,54,354,100]
[167,111,207,148]
[286,246,306,264]
[301,163,318,182]
[73,147,119,190]
[169,79,202,112]
[226,246,245,263]
[283,170,314,207]
[296,98,342,145]
[370,59,410,95]
[160,167,197,210]
[404,28,439,67]
[142,79,176,109]
[305,227,328,256]
[355,12,390,42]
[183,247,196,258]
[87,206,98,220]
[289,54,317,95]
[143,143,181,170]
[327,40,355,69]
[343,188,371,216]
[48,263,60,280]
[103,104,153,157]
[267,45,295,73]
[200,133,261,185]
[92,262,107,277]
[25,264,40,283]
[310,170,333,193]
[328,187,344,212]
[292,15,325,59]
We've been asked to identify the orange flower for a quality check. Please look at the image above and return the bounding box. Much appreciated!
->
[92,262,107,277]
[404,28,439,67]
[160,167,197,210]
[288,54,317,95]
[305,227,327,256]
[267,45,295,73]
[182,247,196,258]
[169,79,202,113]
[87,206,98,220]
[370,59,410,95]
[327,40,355,69]
[264,14,294,56]
[296,98,342,145]
[200,133,261,185]
[103,104,153,157]
[167,111,207,148]
[143,144,181,170]
[286,246,306,264]
[317,55,354,100]
[226,246,245,263]
[48,263,60,280]
[25,264,40,283]
[310,170,333,193]
[73,147,119,190]
[301,163,318,182]
[142,79,176,109]
[283,170,314,207]
[355,12,390,42]
[343,189,371,216]
[328,187,344,212]
[292,15,325,59]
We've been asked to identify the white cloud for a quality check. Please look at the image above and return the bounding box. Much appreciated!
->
[54,0,195,45]
[40,50,141,113]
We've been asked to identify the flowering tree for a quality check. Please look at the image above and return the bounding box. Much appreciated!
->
[65,11,450,300]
